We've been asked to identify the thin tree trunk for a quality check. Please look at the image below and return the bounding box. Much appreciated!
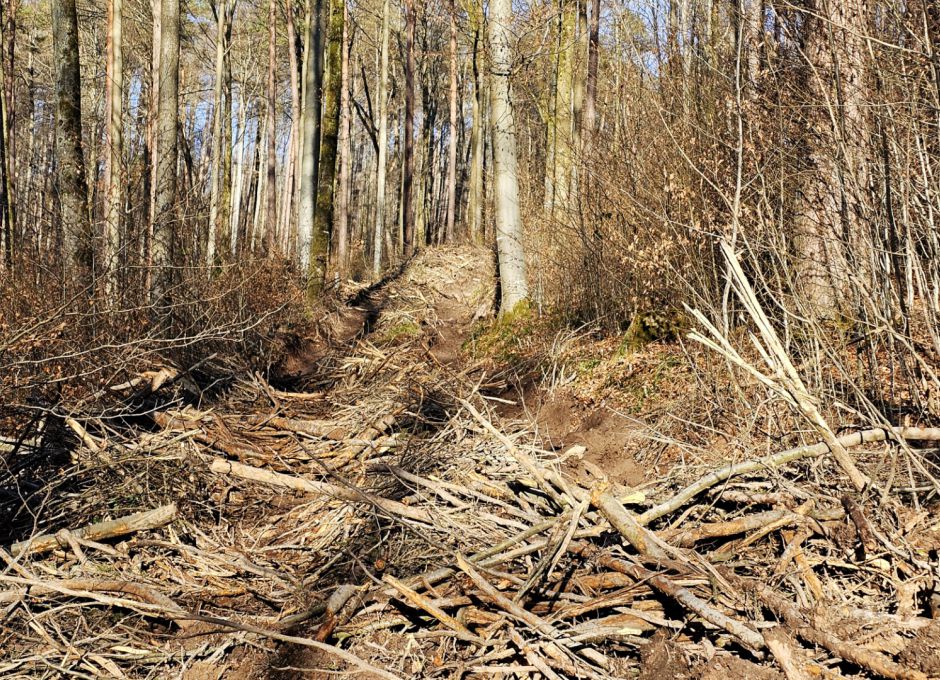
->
[264,0,277,254]
[445,0,458,243]
[0,0,16,267]
[581,0,599,198]
[489,0,528,311]
[553,0,576,218]
[297,0,324,281]
[335,1,350,273]
[284,0,301,254]
[147,0,162,279]
[152,0,180,302]
[206,0,231,267]
[570,0,586,197]
[52,0,91,275]
[372,0,390,276]
[230,94,248,256]
[402,0,416,257]
[467,0,484,243]
[310,0,344,295]
[104,0,123,293]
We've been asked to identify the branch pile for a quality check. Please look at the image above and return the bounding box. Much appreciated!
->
[3,247,940,679]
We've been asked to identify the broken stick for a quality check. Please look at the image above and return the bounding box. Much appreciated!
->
[8,504,177,557]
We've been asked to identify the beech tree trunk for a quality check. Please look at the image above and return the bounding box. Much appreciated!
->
[297,0,324,285]
[372,0,390,275]
[151,0,179,301]
[52,0,91,274]
[583,0,600,146]
[146,0,161,281]
[488,0,528,312]
[466,0,484,244]
[104,0,123,292]
[206,0,231,267]
[264,0,277,254]
[335,1,350,272]
[445,1,458,243]
[545,0,576,218]
[310,0,344,296]
[283,0,301,253]
[402,0,416,257]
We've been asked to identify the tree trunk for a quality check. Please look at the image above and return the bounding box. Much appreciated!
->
[335,1,350,273]
[264,0,277,254]
[297,0,324,284]
[488,0,528,312]
[0,0,15,270]
[152,0,180,302]
[310,0,344,296]
[52,0,91,275]
[583,0,600,144]
[206,0,231,268]
[444,1,458,243]
[546,0,576,218]
[230,94,247,256]
[793,0,873,316]
[467,0,484,244]
[104,0,123,293]
[283,0,301,254]
[402,0,416,257]
[372,0,390,276]
[744,0,763,89]
[0,3,13,270]
[146,0,162,286]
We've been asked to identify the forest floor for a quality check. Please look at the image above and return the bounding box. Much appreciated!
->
[4,246,940,679]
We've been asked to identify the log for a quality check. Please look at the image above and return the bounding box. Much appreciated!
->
[8,504,177,557]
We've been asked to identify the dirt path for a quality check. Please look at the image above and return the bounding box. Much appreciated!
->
[140,247,510,679]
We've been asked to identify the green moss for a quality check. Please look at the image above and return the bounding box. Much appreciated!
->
[465,301,537,363]
[577,358,601,375]
[377,320,422,344]
[617,311,688,355]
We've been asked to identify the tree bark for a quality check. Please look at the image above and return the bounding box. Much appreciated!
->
[467,0,484,244]
[545,0,576,218]
[444,0,458,243]
[793,0,873,316]
[335,2,350,273]
[297,0,325,289]
[402,0,416,257]
[206,0,231,268]
[52,0,91,275]
[264,0,277,255]
[146,0,162,288]
[0,1,13,270]
[151,0,180,302]
[283,0,301,253]
[310,0,344,296]
[372,0,390,275]
[583,0,600,149]
[488,0,528,312]
[104,0,123,293]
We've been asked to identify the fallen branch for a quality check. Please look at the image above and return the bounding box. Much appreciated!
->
[0,575,192,629]
[569,542,766,653]
[638,427,940,526]
[209,457,434,523]
[383,574,484,644]
[8,504,177,557]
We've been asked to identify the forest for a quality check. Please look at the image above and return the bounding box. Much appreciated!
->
[2,0,940,677]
